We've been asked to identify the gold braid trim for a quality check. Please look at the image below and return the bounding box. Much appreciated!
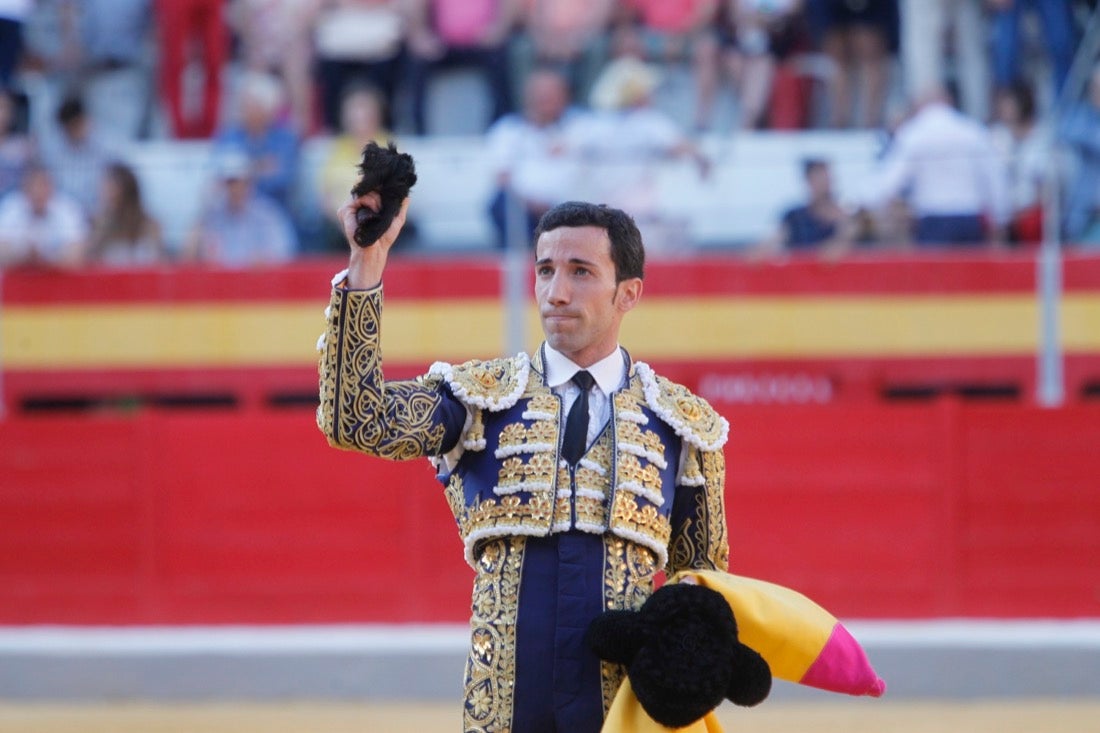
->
[316,284,449,461]
[463,537,525,733]
[668,447,730,574]
[429,354,531,412]
[634,362,729,452]
[600,537,658,714]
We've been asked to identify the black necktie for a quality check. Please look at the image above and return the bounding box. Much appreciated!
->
[562,370,594,465]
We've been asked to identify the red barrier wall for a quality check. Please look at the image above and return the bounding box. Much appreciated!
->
[2,255,1098,623]
[2,401,1098,624]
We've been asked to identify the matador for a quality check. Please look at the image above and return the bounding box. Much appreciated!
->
[317,195,730,733]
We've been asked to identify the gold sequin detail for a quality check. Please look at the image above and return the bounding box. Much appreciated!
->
[317,287,449,460]
[463,537,525,732]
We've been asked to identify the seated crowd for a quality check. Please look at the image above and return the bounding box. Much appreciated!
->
[0,0,1096,269]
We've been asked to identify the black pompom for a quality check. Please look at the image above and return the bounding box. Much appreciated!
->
[586,583,772,728]
[350,141,417,247]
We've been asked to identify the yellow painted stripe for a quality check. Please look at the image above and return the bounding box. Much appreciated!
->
[2,295,1099,369]
[0,301,503,368]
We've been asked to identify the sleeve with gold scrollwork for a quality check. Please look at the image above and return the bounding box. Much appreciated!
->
[666,446,730,574]
[316,282,466,461]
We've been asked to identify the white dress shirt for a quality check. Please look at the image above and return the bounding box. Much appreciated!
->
[486,109,584,208]
[865,102,1010,226]
[437,345,627,472]
[437,343,692,481]
[0,189,87,264]
[542,344,628,451]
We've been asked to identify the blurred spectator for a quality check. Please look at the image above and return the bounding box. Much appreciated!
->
[1058,63,1100,245]
[755,157,856,257]
[806,0,897,129]
[316,84,394,252]
[989,81,1048,246]
[568,56,709,246]
[18,0,81,138]
[486,66,582,247]
[184,148,298,266]
[404,0,520,134]
[74,0,155,145]
[864,86,1009,247]
[0,86,34,199]
[612,0,721,131]
[899,0,990,122]
[509,0,614,107]
[0,0,32,87]
[989,0,1078,100]
[41,93,111,219]
[0,162,87,267]
[230,0,318,135]
[155,0,230,138]
[311,0,407,134]
[213,71,300,211]
[86,161,167,266]
[723,0,810,130]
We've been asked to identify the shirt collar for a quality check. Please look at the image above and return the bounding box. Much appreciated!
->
[543,344,626,395]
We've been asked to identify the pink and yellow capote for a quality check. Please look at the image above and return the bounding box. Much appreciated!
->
[601,570,886,732]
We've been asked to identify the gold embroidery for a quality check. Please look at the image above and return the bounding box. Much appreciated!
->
[702,448,730,571]
[525,393,558,414]
[498,422,528,450]
[449,356,528,407]
[445,474,465,524]
[641,430,666,459]
[609,492,672,554]
[600,660,627,719]
[646,371,728,451]
[681,445,704,486]
[528,418,557,445]
[460,495,555,560]
[574,495,606,530]
[668,448,729,574]
[677,396,704,421]
[467,409,486,448]
[464,537,525,732]
[472,368,498,389]
[615,420,645,446]
[600,537,658,714]
[317,287,449,460]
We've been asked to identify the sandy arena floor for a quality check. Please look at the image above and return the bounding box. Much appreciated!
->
[2,699,1099,733]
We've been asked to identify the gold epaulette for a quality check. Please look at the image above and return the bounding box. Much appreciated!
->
[634,362,729,452]
[427,353,531,412]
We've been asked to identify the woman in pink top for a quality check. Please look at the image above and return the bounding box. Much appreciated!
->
[405,0,520,134]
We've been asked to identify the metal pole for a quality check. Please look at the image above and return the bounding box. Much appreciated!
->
[502,187,528,356]
[1037,192,1063,407]
[1037,5,1100,406]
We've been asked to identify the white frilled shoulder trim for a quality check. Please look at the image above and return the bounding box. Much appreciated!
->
[634,361,729,452]
[427,352,531,412]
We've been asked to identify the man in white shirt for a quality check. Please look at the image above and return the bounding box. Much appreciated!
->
[486,66,582,248]
[183,148,298,267]
[317,195,729,732]
[0,163,87,268]
[865,86,1009,247]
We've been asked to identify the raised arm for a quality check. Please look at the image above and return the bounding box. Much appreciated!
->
[316,192,466,460]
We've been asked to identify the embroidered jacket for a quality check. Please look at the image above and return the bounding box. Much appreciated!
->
[317,280,730,574]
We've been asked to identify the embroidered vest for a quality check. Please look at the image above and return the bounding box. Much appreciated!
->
[429,349,728,568]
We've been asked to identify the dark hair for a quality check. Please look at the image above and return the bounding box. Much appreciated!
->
[92,162,150,246]
[534,201,645,282]
[801,157,828,177]
[998,81,1036,124]
[56,94,85,125]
